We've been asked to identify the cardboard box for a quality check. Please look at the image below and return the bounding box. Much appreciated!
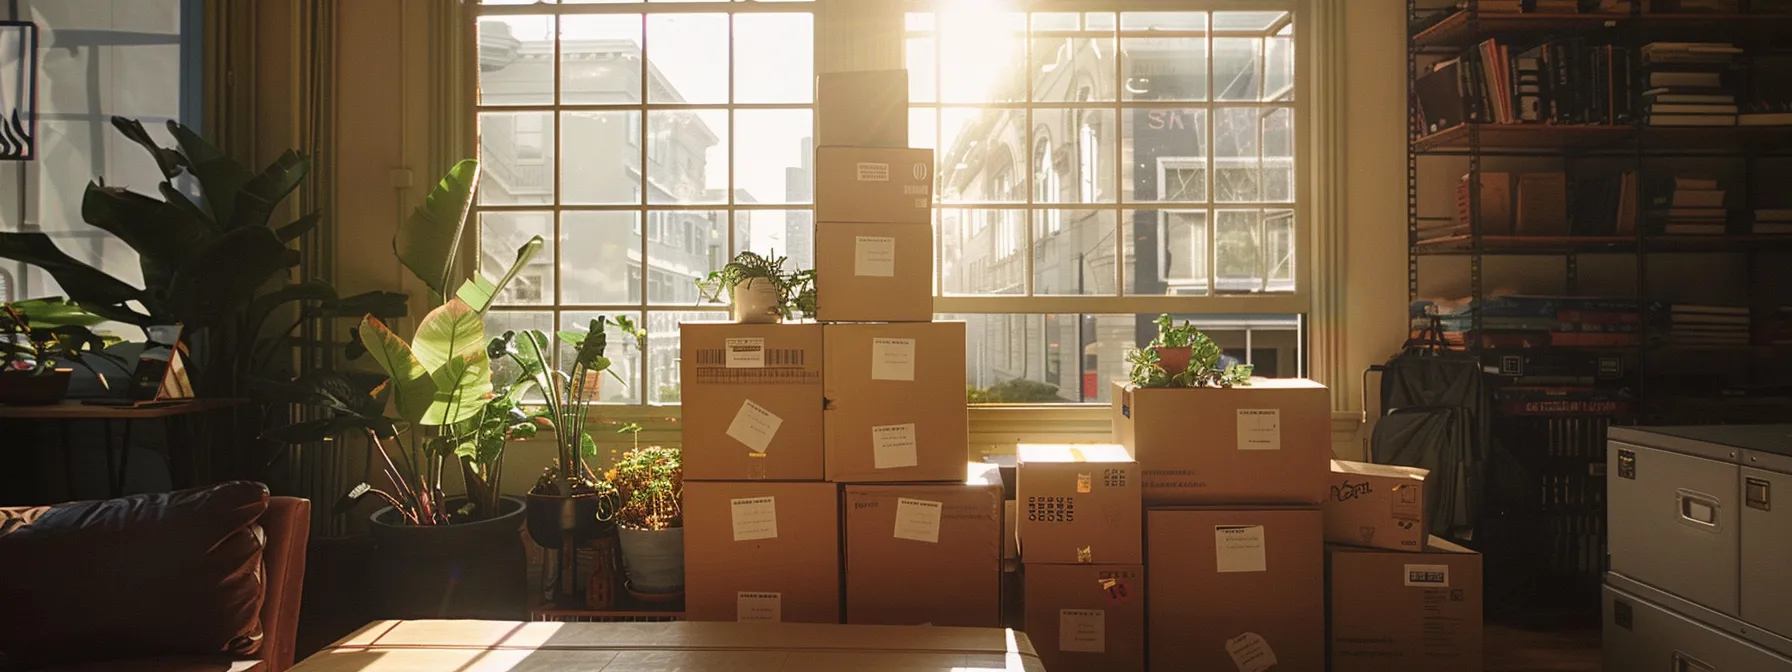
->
[1003,499,1019,563]
[1323,460,1430,552]
[1023,563,1145,672]
[1015,444,1141,565]
[681,323,825,481]
[1146,507,1325,672]
[815,146,932,225]
[320,620,1046,672]
[822,322,967,482]
[1327,538,1483,672]
[683,481,841,624]
[844,463,1003,627]
[817,70,908,148]
[1112,379,1330,505]
[813,220,933,323]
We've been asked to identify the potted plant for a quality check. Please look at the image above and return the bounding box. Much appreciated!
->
[608,428,683,597]
[696,250,817,324]
[0,299,128,405]
[1126,314,1254,389]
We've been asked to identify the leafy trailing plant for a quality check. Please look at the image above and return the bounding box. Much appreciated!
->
[608,444,682,531]
[966,378,1065,403]
[0,299,126,379]
[695,250,817,320]
[1127,314,1254,389]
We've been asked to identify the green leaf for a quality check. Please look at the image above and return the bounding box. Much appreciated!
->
[457,235,544,314]
[110,117,186,179]
[159,182,216,230]
[276,212,323,242]
[165,225,296,326]
[579,431,599,458]
[0,232,145,308]
[6,298,107,329]
[359,315,434,425]
[247,280,337,330]
[411,298,486,373]
[396,159,480,299]
[251,370,367,414]
[81,182,203,289]
[231,150,310,230]
[556,330,587,350]
[167,120,253,226]
[422,350,492,426]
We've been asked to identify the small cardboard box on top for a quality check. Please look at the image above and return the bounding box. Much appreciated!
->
[1327,537,1483,672]
[813,221,932,323]
[1015,444,1141,565]
[844,462,1004,627]
[683,481,841,624]
[1146,507,1325,672]
[823,322,967,483]
[817,70,908,148]
[680,323,824,481]
[815,146,932,225]
[1112,379,1330,505]
[1323,460,1430,552]
[1023,563,1146,672]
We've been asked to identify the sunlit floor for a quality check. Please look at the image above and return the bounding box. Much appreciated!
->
[1485,623,1602,672]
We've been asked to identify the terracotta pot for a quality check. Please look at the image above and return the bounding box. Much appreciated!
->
[0,368,71,406]
[731,278,782,324]
[368,496,527,619]
[1155,346,1193,375]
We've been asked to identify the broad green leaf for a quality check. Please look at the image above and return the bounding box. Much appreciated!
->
[556,330,587,350]
[165,225,296,326]
[276,212,323,242]
[358,315,434,425]
[248,280,337,331]
[457,235,545,314]
[81,182,202,284]
[6,298,107,329]
[423,350,493,426]
[412,298,486,373]
[579,431,599,458]
[159,182,216,230]
[109,117,187,179]
[396,159,480,299]
[0,232,145,308]
[168,120,253,226]
[231,150,310,230]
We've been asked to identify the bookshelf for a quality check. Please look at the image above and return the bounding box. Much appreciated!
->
[1405,0,1792,613]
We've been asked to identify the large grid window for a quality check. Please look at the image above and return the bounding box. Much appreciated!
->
[910,5,1303,404]
[473,1,815,406]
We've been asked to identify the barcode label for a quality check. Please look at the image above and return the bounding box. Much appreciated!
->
[695,348,807,367]
[693,369,822,385]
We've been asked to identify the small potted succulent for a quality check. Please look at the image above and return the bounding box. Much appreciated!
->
[608,430,683,598]
[1126,314,1254,389]
[696,250,816,324]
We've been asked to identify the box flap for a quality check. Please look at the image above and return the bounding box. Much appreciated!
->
[1330,459,1430,481]
[1017,443,1132,464]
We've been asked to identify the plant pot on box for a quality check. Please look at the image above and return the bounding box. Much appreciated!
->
[0,368,71,406]
[368,495,528,619]
[731,278,782,324]
[1154,346,1192,376]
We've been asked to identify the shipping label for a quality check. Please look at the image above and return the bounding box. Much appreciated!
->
[730,496,778,541]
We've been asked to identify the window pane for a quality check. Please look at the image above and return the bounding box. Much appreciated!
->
[1122,108,1207,203]
[1123,209,1208,296]
[1214,11,1287,31]
[480,212,555,306]
[646,14,728,103]
[648,210,726,305]
[1122,37,1206,101]
[649,311,730,405]
[561,211,641,305]
[560,15,643,104]
[940,209,1024,296]
[734,210,814,272]
[733,110,813,205]
[910,108,938,152]
[1030,37,1116,102]
[1033,210,1117,296]
[733,13,812,103]
[477,16,555,106]
[485,310,556,387]
[938,10,1025,102]
[1031,13,1080,31]
[1264,107,1294,203]
[906,37,937,103]
[1266,33,1295,101]
[479,112,555,206]
[647,109,727,205]
[1119,12,1207,31]
[1214,107,1260,203]
[1266,209,1296,290]
[1034,108,1115,204]
[1214,209,1262,293]
[559,311,643,404]
[939,108,1025,203]
[562,110,642,205]
[1213,37,1262,102]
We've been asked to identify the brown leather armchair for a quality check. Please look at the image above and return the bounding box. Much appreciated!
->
[0,484,311,672]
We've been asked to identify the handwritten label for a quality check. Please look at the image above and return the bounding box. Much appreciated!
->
[1099,577,1131,605]
[1058,609,1105,653]
[1225,632,1277,672]
[724,337,765,368]
[726,400,782,454]
[1237,409,1281,450]
[871,338,916,381]
[1404,564,1451,588]
[872,423,918,469]
[856,162,890,182]
[1215,525,1268,573]
[730,496,778,541]
[893,497,943,543]
[854,236,896,277]
[1330,479,1372,502]
[737,591,781,622]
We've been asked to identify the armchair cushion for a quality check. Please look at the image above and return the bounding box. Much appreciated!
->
[0,482,272,671]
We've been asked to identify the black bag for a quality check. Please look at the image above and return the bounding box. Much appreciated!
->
[1364,318,1493,541]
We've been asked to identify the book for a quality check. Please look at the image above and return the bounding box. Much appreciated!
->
[1671,304,1750,315]
[1517,172,1569,235]
[1458,172,1514,234]
[1649,71,1724,88]
[1648,103,1740,114]
[1756,208,1792,221]
[1417,59,1467,134]
[1671,189,1725,208]
[1663,224,1728,234]
[1677,177,1720,190]
[1646,114,1739,126]
[1740,112,1792,126]
[1645,91,1739,104]
[1755,224,1792,234]
[1665,207,1726,217]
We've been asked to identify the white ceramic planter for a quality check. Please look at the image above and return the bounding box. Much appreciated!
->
[617,526,685,594]
[731,278,782,324]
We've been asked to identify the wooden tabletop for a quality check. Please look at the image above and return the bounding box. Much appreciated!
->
[0,398,247,420]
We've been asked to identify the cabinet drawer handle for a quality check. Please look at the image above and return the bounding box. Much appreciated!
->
[1676,489,1720,529]
[1673,650,1716,672]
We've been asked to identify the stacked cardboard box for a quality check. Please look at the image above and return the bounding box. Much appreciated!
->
[1322,460,1483,672]
[1015,444,1145,672]
[1113,378,1331,671]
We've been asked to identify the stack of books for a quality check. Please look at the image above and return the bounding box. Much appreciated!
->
[1742,52,1792,126]
[1467,0,1582,12]
[1416,38,1635,130]
[1650,0,1741,12]
[1420,295,1646,349]
[1646,175,1728,235]
[1667,304,1751,347]
[1641,42,1743,127]
[1756,209,1792,234]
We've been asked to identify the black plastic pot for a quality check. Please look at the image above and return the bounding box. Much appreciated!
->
[0,369,71,406]
[367,496,527,620]
[525,490,614,549]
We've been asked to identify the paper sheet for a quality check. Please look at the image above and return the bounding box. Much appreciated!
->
[726,400,782,453]
[871,423,919,469]
[737,592,782,622]
[1215,525,1268,573]
[1236,409,1282,451]
[1225,632,1277,672]
[893,497,943,543]
[854,236,897,277]
[730,496,778,541]
[856,162,890,182]
[870,337,916,381]
[725,337,765,368]
[1058,609,1106,653]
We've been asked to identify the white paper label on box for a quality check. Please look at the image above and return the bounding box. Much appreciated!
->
[854,236,897,278]
[1058,609,1106,653]
[725,337,765,368]
[737,591,782,622]
[726,400,782,454]
[871,423,919,469]
[1403,564,1451,588]
[1215,525,1268,573]
[893,497,943,543]
[730,496,778,541]
[1224,632,1277,672]
[1236,409,1282,451]
[856,162,891,182]
[870,338,916,381]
